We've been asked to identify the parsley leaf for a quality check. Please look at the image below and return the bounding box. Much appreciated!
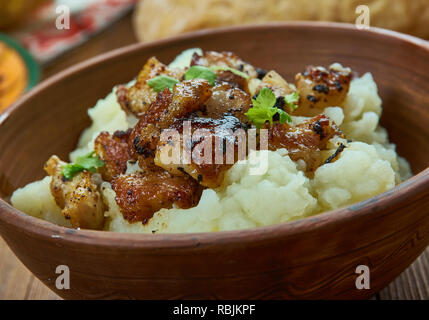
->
[210,66,250,79]
[284,91,300,110]
[147,75,179,92]
[245,87,293,128]
[252,87,276,109]
[277,108,292,123]
[62,151,104,180]
[184,66,217,86]
[245,107,278,128]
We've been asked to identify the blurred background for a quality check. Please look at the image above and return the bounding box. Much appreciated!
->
[0,0,428,112]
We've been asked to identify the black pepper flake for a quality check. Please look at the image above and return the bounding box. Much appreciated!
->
[197,174,203,182]
[272,112,280,121]
[307,95,319,103]
[274,96,285,110]
[134,137,153,157]
[133,136,140,147]
[312,120,325,138]
[334,81,343,91]
[113,128,131,139]
[238,64,244,71]
[256,68,268,80]
[313,84,329,94]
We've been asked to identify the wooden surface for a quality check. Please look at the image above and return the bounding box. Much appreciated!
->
[0,14,428,300]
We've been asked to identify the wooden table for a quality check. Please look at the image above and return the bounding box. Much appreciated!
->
[0,12,428,300]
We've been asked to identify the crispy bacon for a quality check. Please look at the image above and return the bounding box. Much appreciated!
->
[155,114,247,188]
[129,79,212,168]
[196,83,251,123]
[44,156,105,230]
[267,114,344,171]
[111,170,203,223]
[94,129,132,181]
[116,56,184,116]
[191,51,257,92]
[294,65,352,116]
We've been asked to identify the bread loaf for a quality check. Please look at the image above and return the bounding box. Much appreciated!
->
[133,0,429,41]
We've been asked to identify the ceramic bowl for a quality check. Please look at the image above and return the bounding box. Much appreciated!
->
[0,22,428,299]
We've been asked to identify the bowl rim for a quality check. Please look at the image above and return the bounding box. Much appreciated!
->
[1,21,429,249]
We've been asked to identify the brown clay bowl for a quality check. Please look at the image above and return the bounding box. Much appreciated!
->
[0,22,428,300]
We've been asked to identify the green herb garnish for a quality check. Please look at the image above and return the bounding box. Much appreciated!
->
[147,75,179,92]
[209,66,250,79]
[62,151,104,180]
[245,87,294,128]
[284,91,300,110]
[184,66,217,86]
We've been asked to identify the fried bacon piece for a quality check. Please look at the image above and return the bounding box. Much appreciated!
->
[129,79,212,168]
[196,83,251,122]
[294,65,352,116]
[253,70,298,113]
[155,114,247,188]
[44,156,105,230]
[268,114,344,172]
[257,71,295,98]
[191,51,257,91]
[116,56,184,116]
[111,170,203,223]
[94,129,132,181]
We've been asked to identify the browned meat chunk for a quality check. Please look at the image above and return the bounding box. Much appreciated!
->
[129,79,212,168]
[94,129,132,181]
[191,51,257,78]
[111,170,203,223]
[197,83,251,122]
[257,71,295,98]
[44,156,105,230]
[191,51,257,91]
[294,65,352,116]
[268,114,344,172]
[155,114,247,188]
[253,70,298,113]
[116,56,184,116]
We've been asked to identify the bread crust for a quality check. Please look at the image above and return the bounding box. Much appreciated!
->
[133,0,429,41]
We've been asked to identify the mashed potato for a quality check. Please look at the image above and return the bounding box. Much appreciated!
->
[11,176,72,227]
[11,68,412,233]
[103,149,318,233]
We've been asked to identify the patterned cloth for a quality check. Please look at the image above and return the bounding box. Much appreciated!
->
[12,0,136,64]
